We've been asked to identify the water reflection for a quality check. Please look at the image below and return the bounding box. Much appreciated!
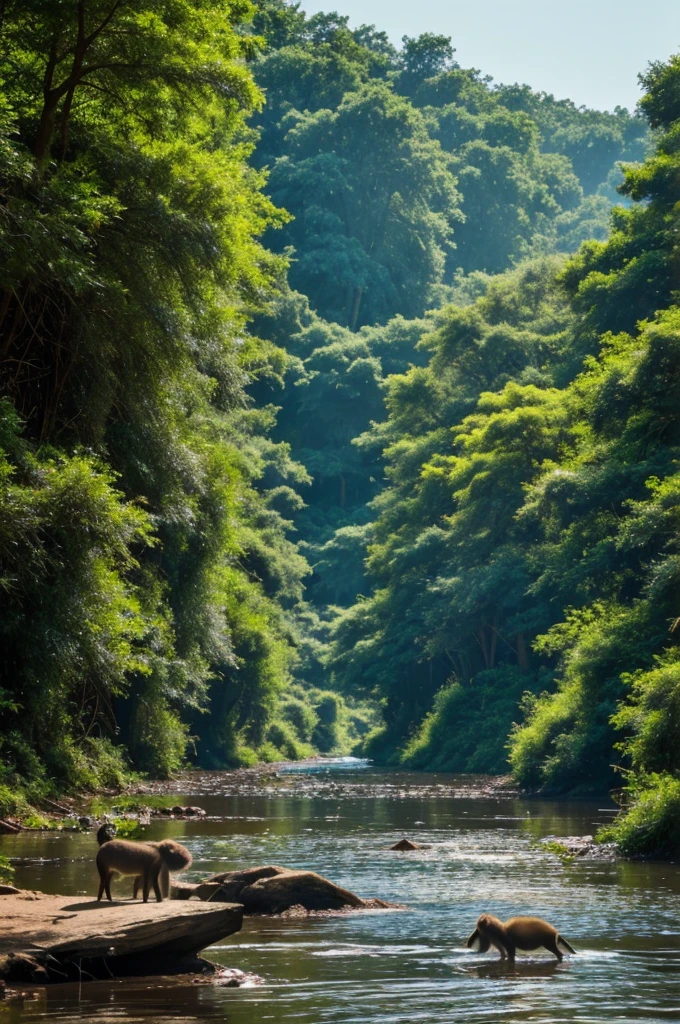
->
[3,765,680,1024]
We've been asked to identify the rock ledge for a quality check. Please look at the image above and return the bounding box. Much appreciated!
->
[0,892,243,982]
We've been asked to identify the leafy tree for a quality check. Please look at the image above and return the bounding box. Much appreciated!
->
[266,82,461,327]
[452,141,554,272]
[396,33,458,97]
[495,84,648,194]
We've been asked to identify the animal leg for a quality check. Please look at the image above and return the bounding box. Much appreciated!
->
[152,865,163,903]
[133,874,142,900]
[99,868,112,901]
[493,939,514,963]
[490,938,509,961]
[159,862,170,899]
[97,865,107,901]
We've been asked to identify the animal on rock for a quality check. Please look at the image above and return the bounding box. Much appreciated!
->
[96,823,192,902]
[466,914,576,962]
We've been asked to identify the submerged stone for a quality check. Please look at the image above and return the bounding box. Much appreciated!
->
[390,838,420,851]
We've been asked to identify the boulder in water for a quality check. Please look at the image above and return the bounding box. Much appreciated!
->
[175,864,388,914]
[390,838,420,851]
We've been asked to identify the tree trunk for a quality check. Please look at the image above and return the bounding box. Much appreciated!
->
[34,92,61,166]
[489,626,497,670]
[349,287,363,331]
[34,3,90,166]
[516,631,529,671]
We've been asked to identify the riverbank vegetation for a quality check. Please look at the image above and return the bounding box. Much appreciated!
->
[0,1,678,856]
[321,45,680,854]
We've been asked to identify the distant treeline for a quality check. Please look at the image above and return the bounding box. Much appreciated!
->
[1,1,679,857]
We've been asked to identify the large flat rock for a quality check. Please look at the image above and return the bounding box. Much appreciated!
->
[0,892,243,960]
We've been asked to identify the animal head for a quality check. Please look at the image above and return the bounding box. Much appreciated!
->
[96,821,116,845]
[157,839,192,870]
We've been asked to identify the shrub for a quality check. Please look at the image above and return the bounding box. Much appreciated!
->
[266,720,313,760]
[127,692,188,779]
[613,656,680,775]
[233,745,259,768]
[46,737,132,793]
[0,854,14,883]
[0,784,26,819]
[509,603,660,793]
[312,692,343,752]
[508,683,579,789]
[404,667,551,773]
[599,773,680,858]
[257,741,283,763]
[357,724,400,763]
[280,696,319,742]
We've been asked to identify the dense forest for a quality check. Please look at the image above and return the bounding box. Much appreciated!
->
[1,1,679,856]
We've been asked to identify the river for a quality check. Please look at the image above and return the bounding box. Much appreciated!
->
[2,759,680,1024]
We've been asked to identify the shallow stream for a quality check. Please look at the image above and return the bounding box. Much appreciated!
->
[2,760,680,1023]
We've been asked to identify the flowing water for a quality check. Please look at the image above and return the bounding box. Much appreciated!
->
[2,759,680,1024]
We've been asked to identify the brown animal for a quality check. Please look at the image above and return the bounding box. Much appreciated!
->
[467,914,576,962]
[95,823,192,903]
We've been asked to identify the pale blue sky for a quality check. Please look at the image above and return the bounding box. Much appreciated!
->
[300,0,680,112]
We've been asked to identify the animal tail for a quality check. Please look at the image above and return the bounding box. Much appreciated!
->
[557,934,576,955]
[157,839,192,871]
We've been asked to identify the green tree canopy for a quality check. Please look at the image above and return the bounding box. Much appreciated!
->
[266,82,461,327]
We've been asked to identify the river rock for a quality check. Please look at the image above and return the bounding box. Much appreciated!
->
[212,967,263,987]
[178,864,370,913]
[0,953,50,984]
[157,804,206,818]
[541,834,617,860]
[0,892,243,982]
[172,881,225,902]
[390,838,421,851]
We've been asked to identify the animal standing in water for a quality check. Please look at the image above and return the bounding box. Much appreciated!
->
[467,914,576,962]
[96,823,192,902]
